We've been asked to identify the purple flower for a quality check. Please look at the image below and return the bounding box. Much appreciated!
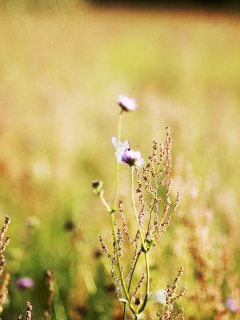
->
[121,149,145,168]
[225,297,239,312]
[112,137,144,167]
[118,95,137,112]
[16,277,35,289]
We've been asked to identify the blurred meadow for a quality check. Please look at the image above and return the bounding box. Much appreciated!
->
[0,1,240,319]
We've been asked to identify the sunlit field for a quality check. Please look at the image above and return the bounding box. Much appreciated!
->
[0,3,240,319]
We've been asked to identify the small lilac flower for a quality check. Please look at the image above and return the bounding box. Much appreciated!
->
[225,297,239,312]
[118,95,137,112]
[121,149,145,168]
[16,277,35,290]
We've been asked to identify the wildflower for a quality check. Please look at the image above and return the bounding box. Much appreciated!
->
[118,95,137,112]
[225,297,239,312]
[121,149,145,168]
[112,137,144,167]
[16,277,35,290]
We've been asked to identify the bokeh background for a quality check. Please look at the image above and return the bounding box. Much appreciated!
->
[0,0,240,319]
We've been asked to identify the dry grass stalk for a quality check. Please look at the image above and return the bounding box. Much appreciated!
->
[0,216,11,314]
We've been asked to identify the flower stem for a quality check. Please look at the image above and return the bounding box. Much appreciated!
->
[112,110,123,211]
[131,167,146,252]
[131,167,150,315]
[123,251,141,318]
[110,212,129,297]
[99,191,112,213]
[138,252,150,313]
[110,212,138,318]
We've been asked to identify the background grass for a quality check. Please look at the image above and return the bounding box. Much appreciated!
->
[0,3,240,319]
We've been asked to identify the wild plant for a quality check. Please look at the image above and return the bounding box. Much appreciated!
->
[0,216,11,315]
[0,216,33,319]
[93,96,185,319]
[18,301,33,320]
[177,172,240,319]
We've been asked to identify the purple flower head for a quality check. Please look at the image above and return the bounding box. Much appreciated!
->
[112,137,144,168]
[225,297,239,312]
[121,149,145,168]
[118,95,137,112]
[16,277,35,290]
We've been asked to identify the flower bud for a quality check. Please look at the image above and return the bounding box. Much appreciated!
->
[92,180,103,194]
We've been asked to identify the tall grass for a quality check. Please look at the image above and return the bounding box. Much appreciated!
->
[0,4,239,319]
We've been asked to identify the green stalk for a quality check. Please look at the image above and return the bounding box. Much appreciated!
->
[110,211,137,318]
[109,110,137,318]
[99,191,112,213]
[131,167,150,315]
[112,110,123,211]
[131,167,146,252]
[123,251,141,319]
[110,212,130,302]
[138,251,150,314]
[146,197,156,236]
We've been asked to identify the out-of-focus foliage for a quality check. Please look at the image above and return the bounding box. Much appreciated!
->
[1,0,240,12]
[91,0,240,12]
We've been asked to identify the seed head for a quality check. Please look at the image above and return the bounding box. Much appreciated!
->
[92,180,103,194]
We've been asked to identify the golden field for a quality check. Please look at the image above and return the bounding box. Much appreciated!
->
[0,3,240,319]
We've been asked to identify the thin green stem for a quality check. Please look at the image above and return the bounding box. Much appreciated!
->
[146,161,163,237]
[127,252,141,293]
[146,197,157,236]
[124,251,150,316]
[112,110,123,211]
[138,252,150,314]
[131,167,146,252]
[123,251,141,318]
[110,212,134,313]
[99,191,112,213]
[117,110,123,141]
[130,167,150,316]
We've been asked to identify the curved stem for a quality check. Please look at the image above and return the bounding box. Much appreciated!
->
[138,252,150,314]
[99,191,112,213]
